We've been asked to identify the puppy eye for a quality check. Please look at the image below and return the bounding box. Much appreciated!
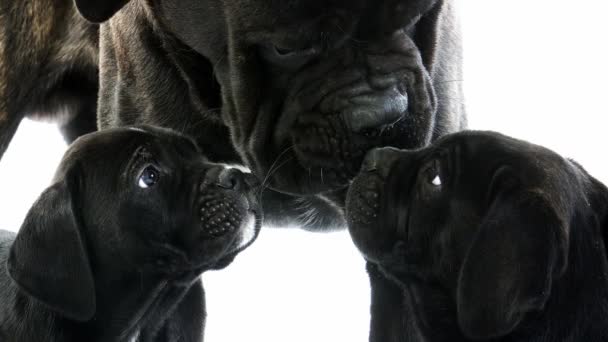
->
[138,166,160,188]
[431,174,442,186]
[423,159,442,188]
[260,43,319,69]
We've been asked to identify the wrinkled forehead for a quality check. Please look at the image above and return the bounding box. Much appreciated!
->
[56,127,197,177]
[435,131,572,184]
[225,0,365,17]
[222,0,438,29]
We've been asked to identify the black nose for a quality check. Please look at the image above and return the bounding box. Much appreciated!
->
[216,168,246,190]
[361,147,404,177]
[346,86,407,135]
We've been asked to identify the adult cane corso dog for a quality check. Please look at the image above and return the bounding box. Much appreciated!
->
[0,0,465,230]
[347,131,608,341]
[0,126,262,341]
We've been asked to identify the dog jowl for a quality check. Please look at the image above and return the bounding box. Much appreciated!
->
[347,131,608,341]
[74,0,465,202]
[0,126,262,341]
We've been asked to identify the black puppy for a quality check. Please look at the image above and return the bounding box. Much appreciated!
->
[347,131,608,341]
[0,126,261,341]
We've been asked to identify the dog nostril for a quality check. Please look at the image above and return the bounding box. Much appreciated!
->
[217,168,245,190]
[347,88,407,134]
[361,149,380,172]
[359,127,382,139]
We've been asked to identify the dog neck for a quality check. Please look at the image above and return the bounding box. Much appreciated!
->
[86,264,196,341]
[586,175,608,252]
[98,2,240,164]
[0,237,72,341]
[367,188,608,342]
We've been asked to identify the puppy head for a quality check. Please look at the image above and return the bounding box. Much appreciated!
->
[7,126,261,322]
[347,131,578,339]
[75,0,442,196]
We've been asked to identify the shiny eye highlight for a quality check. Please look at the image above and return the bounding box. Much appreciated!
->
[138,166,160,188]
[421,158,442,189]
[431,174,442,186]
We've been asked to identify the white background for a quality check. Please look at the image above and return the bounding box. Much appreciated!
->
[1,1,607,341]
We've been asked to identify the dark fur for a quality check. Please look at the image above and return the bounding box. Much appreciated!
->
[0,126,261,342]
[347,131,608,341]
[0,0,98,155]
[0,0,465,231]
[91,0,466,230]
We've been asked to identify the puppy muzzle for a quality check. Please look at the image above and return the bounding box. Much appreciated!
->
[347,147,417,263]
[197,167,259,239]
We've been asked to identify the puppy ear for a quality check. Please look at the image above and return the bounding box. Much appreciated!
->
[457,173,568,339]
[7,176,95,322]
[74,0,131,23]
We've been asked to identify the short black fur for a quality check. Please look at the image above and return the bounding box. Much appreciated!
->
[0,126,262,342]
[0,0,466,232]
[347,131,608,341]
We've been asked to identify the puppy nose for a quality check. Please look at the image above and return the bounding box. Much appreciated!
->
[216,168,246,190]
[361,147,403,176]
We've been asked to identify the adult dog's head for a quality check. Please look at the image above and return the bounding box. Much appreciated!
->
[75,0,463,197]
[7,126,261,321]
[347,131,608,339]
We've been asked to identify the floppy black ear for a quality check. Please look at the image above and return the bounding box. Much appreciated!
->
[7,177,95,322]
[457,186,568,339]
[74,0,131,23]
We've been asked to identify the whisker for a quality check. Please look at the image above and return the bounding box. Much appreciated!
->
[256,156,294,199]
[308,167,312,187]
[320,167,324,185]
[256,146,296,197]
[434,79,464,85]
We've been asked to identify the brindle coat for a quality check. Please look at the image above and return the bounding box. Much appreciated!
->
[0,0,97,157]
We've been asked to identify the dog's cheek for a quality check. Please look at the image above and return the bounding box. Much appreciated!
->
[118,201,168,239]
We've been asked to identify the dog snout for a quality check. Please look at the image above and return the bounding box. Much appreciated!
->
[345,86,407,135]
[362,147,403,176]
[216,168,246,191]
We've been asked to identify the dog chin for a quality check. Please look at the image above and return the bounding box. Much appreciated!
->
[346,172,383,227]
[237,212,258,250]
[346,171,404,263]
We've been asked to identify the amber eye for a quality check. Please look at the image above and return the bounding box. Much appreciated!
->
[138,166,160,188]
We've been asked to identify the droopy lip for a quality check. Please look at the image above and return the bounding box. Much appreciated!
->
[381,156,419,244]
[347,152,420,264]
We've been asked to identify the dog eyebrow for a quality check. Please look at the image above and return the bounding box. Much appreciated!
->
[123,145,149,179]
